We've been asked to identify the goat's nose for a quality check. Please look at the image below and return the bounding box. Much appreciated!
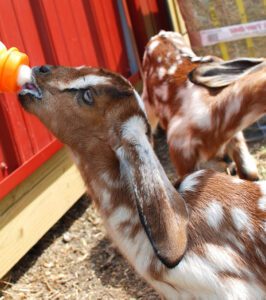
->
[34,65,51,74]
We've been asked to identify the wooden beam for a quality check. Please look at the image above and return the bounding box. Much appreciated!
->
[0,147,85,279]
[166,0,190,45]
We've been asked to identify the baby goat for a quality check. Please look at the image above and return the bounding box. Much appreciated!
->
[142,30,266,181]
[19,65,265,299]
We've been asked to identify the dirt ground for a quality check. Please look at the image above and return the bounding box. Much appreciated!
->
[1,129,265,300]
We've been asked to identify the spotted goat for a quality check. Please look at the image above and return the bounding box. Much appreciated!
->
[19,65,266,299]
[142,30,266,181]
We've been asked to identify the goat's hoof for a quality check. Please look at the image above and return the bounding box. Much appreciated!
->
[239,172,260,182]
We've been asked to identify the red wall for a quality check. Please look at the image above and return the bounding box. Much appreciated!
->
[0,0,170,199]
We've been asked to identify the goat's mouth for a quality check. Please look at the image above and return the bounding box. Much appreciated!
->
[19,78,42,100]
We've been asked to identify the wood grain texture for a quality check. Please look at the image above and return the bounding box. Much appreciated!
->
[0,147,85,279]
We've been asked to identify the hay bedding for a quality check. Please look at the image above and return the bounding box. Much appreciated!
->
[0,130,265,300]
[0,196,158,300]
[178,0,266,58]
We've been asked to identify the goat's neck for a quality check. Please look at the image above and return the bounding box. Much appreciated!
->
[70,116,188,270]
[71,145,146,267]
[70,144,124,211]
[214,78,266,136]
[70,120,184,220]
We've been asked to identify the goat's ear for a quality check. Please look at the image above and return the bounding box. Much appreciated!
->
[135,167,189,268]
[116,119,188,267]
[189,58,265,88]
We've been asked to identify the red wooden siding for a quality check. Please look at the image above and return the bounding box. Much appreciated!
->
[126,0,171,57]
[0,0,170,200]
[0,0,53,176]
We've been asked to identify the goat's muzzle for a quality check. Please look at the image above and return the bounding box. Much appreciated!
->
[18,71,43,105]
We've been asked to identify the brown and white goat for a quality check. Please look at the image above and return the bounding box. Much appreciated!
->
[142,30,266,181]
[19,65,266,299]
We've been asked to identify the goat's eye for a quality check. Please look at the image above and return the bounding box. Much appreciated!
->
[83,89,93,105]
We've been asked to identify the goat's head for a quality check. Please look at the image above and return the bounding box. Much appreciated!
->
[19,65,189,268]
[18,65,148,150]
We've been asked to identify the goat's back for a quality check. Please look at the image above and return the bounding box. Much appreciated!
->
[176,169,266,290]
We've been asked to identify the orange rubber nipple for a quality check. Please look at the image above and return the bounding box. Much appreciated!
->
[0,42,29,92]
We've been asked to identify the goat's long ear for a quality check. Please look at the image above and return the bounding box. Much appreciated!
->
[189,58,265,88]
[115,116,188,268]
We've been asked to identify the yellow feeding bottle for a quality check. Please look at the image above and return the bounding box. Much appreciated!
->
[0,41,32,93]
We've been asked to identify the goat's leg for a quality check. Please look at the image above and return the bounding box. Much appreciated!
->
[169,143,198,185]
[145,100,160,133]
[226,131,259,181]
[142,81,160,133]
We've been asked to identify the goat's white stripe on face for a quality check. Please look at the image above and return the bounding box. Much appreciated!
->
[53,74,111,90]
